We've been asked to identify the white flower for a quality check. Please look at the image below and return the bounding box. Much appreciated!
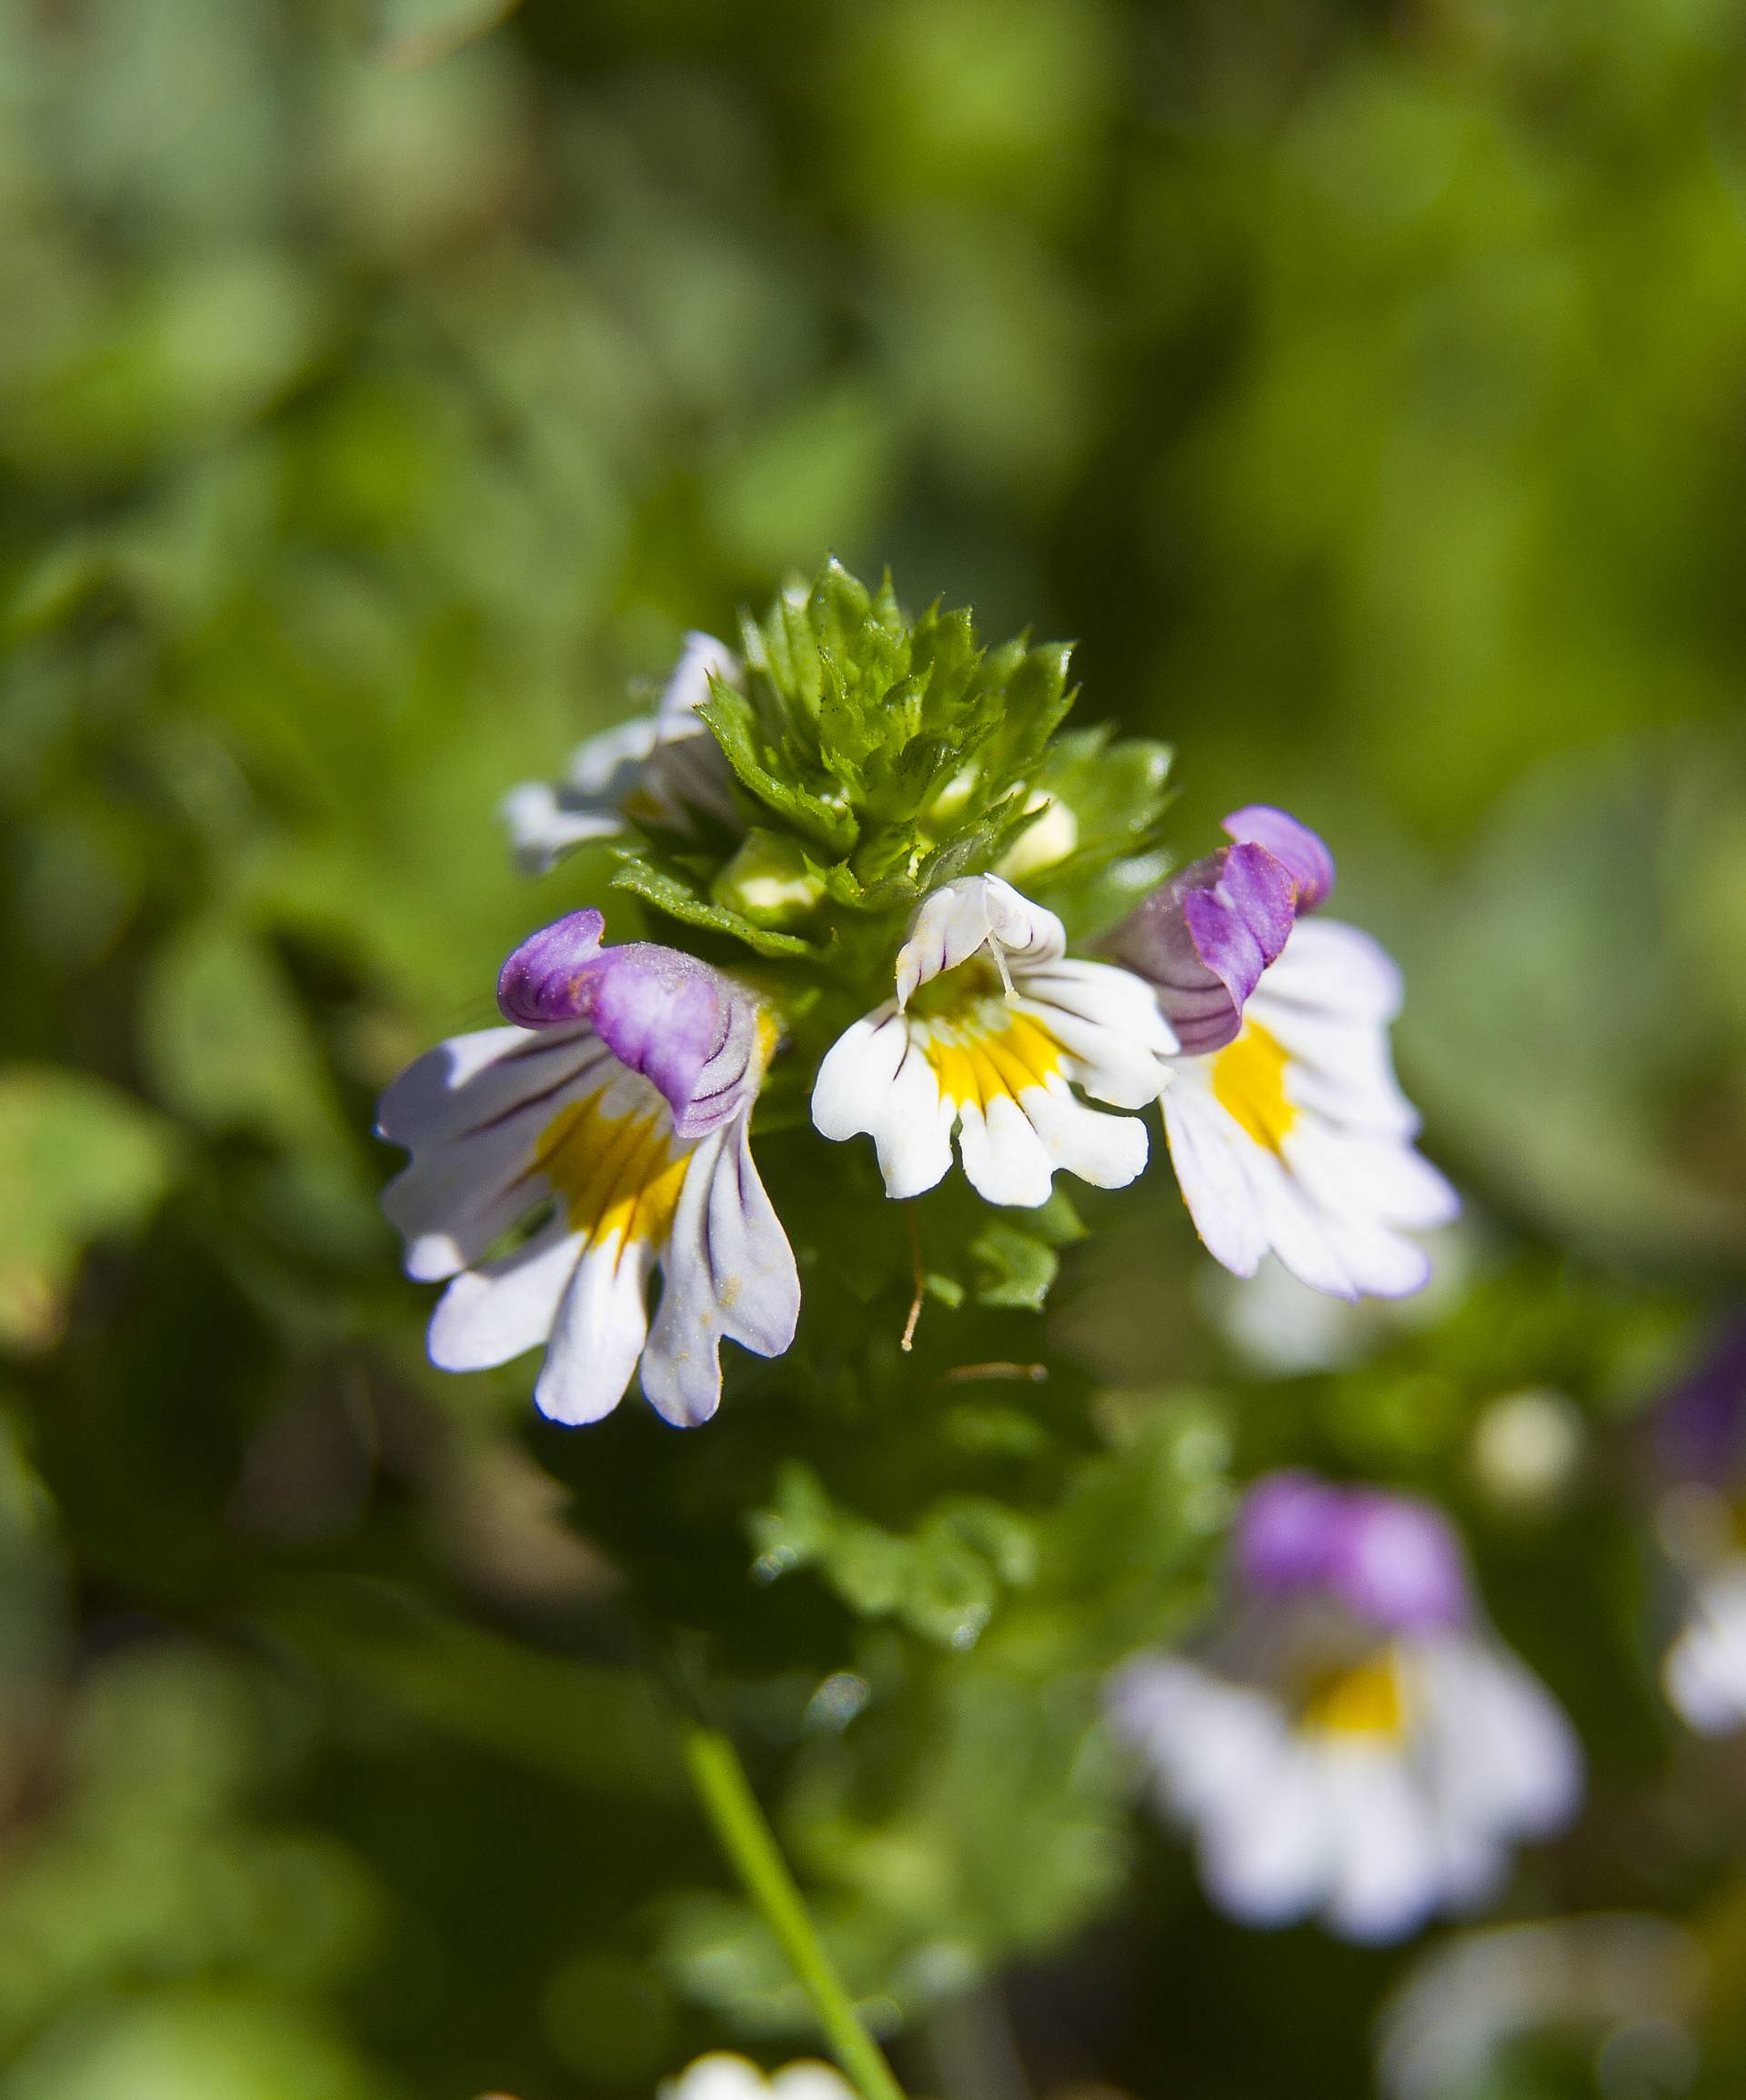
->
[1109,1473,1582,1944]
[658,2055,853,2100]
[1662,1557,1746,1735]
[1113,1637,1580,1944]
[1105,806,1456,1299]
[810,874,1176,1208]
[502,632,740,872]
[378,911,798,1428]
[1161,918,1459,1298]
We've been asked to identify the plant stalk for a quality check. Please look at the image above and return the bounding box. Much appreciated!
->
[680,1723,907,2100]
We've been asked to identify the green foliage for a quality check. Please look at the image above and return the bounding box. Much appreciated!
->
[367,0,525,70]
[0,1070,182,1351]
[750,1462,1037,1651]
[616,558,1161,1008]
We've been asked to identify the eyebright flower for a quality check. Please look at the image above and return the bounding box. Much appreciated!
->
[1106,806,1457,1298]
[1652,1321,1746,1734]
[1109,1470,1582,1944]
[501,632,741,872]
[378,909,798,1427]
[658,2056,853,2100]
[810,874,1176,1207]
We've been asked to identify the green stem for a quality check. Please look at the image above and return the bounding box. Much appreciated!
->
[680,1723,907,2100]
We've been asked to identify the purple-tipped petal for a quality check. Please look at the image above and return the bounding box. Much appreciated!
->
[1222,806,1335,911]
[1102,842,1298,1055]
[585,945,728,1129]
[497,912,765,1140]
[497,909,607,1026]
[1234,1470,1472,1633]
[1234,1469,1344,1597]
[1328,1491,1470,1633]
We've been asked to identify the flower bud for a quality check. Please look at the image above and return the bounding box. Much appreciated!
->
[709,830,826,928]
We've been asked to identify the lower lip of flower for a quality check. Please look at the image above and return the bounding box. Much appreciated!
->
[909,989,1067,1109]
[537,1089,689,1256]
[1210,1020,1297,1153]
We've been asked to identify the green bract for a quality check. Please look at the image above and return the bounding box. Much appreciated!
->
[608,560,1174,1013]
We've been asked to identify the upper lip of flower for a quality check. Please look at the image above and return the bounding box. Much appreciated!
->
[1234,1469,1472,1635]
[1100,806,1335,1059]
[496,908,767,1140]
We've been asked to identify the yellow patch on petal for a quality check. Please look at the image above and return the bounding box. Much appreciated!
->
[1299,1653,1407,1741]
[918,1005,1067,1110]
[1210,1020,1296,1154]
[537,1093,689,1261]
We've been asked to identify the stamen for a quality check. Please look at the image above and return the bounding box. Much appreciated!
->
[900,1204,925,1354]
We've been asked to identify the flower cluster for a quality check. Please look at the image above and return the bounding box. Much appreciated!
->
[1109,1471,1582,1943]
[377,565,1457,1429]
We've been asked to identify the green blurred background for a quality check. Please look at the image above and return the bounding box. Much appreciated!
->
[4,0,1746,2095]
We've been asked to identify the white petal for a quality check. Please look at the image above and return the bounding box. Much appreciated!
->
[1013,958,1177,1102]
[1276,1029,1420,1138]
[1022,1077,1149,1190]
[1166,1057,1445,1301]
[1109,1657,1288,1826]
[1261,918,1403,1023]
[386,1105,566,1281]
[1243,1145,1361,1299]
[499,784,626,872]
[895,875,1065,1007]
[563,714,665,797]
[1320,1743,1444,1944]
[810,1010,902,1140]
[956,1092,1056,1208]
[1284,1121,1459,1231]
[1316,1211,1431,1299]
[1198,1735,1335,1928]
[657,631,741,725]
[380,1030,610,1279]
[377,1023,600,1149]
[1413,1635,1585,1883]
[662,2055,770,2100]
[1111,1654,1337,1926]
[1162,1085,1269,1279]
[1665,1562,1746,1735]
[811,1011,954,1199]
[768,2067,856,2100]
[533,1237,653,1425]
[640,1118,801,1427]
[497,718,659,872]
[426,1219,584,1372]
